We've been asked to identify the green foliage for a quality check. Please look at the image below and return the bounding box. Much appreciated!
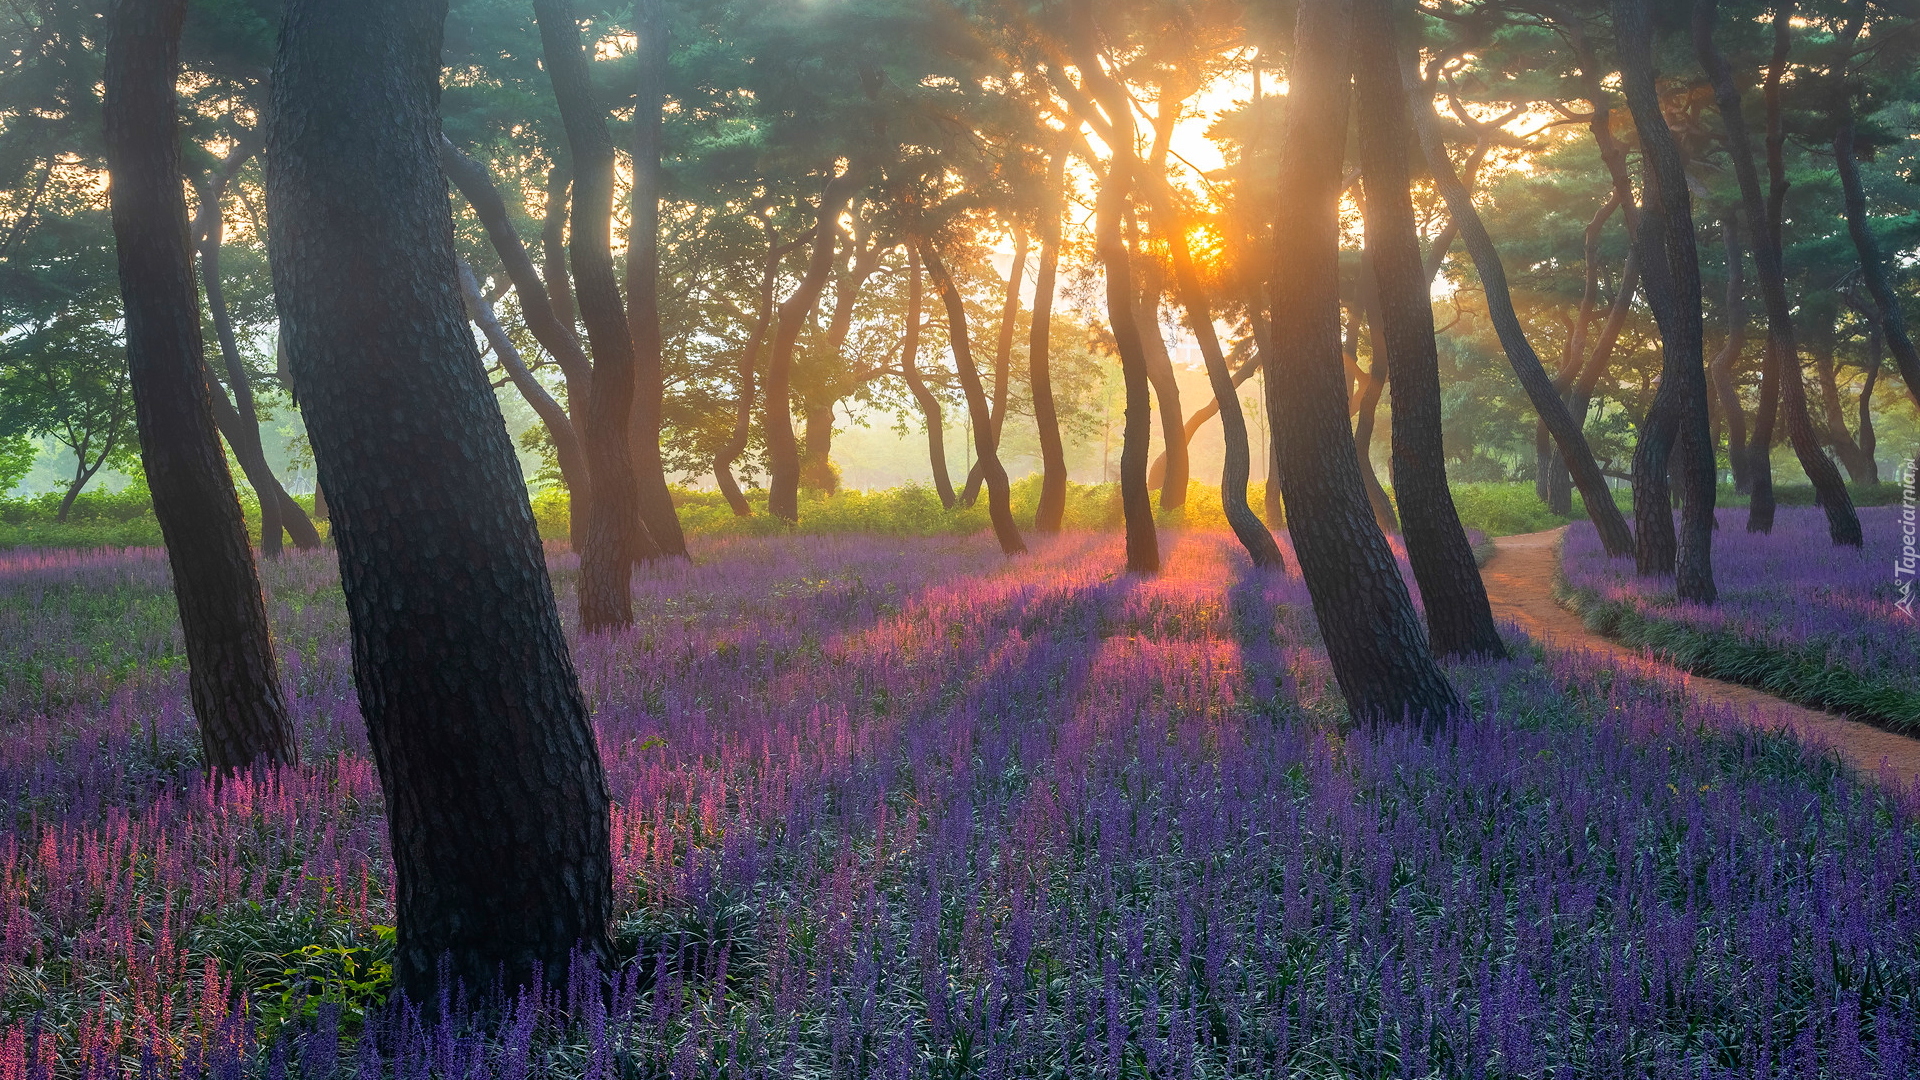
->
[187,901,395,1034]
[0,434,34,493]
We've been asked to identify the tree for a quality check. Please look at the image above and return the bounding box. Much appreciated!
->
[626,0,687,557]
[0,315,137,521]
[921,239,1026,556]
[1354,0,1504,658]
[535,0,662,628]
[188,135,321,557]
[1028,140,1070,533]
[1267,0,1459,730]
[1408,45,1636,559]
[103,0,295,772]
[266,0,613,1000]
[1694,0,1858,550]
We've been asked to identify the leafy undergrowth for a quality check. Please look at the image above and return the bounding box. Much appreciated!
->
[2,532,1920,1077]
[1559,506,1920,734]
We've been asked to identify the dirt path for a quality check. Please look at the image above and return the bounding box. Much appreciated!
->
[1483,527,1920,790]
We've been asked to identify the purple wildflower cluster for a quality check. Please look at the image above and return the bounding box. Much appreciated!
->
[2,532,1919,1077]
[1562,506,1920,724]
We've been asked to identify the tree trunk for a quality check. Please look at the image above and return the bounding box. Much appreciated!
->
[1135,243,1189,511]
[1030,147,1069,533]
[458,261,592,513]
[1696,0,1859,546]
[1149,167,1285,568]
[1408,62,1635,559]
[266,0,612,1001]
[1811,327,1876,483]
[535,0,661,631]
[715,223,779,517]
[1269,0,1458,731]
[625,0,686,557]
[1541,193,1621,510]
[1711,214,1752,493]
[897,247,957,509]
[105,0,296,777]
[960,228,1027,507]
[920,241,1025,555]
[800,399,838,493]
[441,141,592,550]
[1832,113,1920,415]
[1620,0,1718,601]
[1350,266,1400,536]
[1746,6,1789,533]
[1066,1,1157,573]
[1355,0,1505,658]
[766,173,858,522]
[195,183,322,556]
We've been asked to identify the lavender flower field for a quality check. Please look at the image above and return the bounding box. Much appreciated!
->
[1562,506,1920,731]
[3,531,1920,1077]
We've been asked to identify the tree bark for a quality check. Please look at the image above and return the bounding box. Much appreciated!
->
[897,247,957,509]
[440,140,593,550]
[1030,146,1069,533]
[766,172,858,522]
[267,0,613,1001]
[625,0,686,557]
[1540,193,1620,510]
[1695,0,1859,546]
[105,0,296,776]
[1810,323,1877,483]
[1711,214,1752,493]
[1408,62,1635,558]
[961,227,1028,507]
[1832,114,1920,415]
[1134,229,1189,511]
[458,261,591,511]
[1355,0,1505,658]
[1148,163,1285,568]
[1350,264,1400,536]
[801,218,885,496]
[1065,1,1157,573]
[920,240,1025,555]
[187,132,323,557]
[1620,0,1718,601]
[1269,0,1458,730]
[715,223,779,517]
[535,0,661,631]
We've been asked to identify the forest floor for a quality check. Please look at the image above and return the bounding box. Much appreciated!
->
[1483,525,1920,788]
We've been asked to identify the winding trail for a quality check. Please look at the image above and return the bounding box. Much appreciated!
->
[1482,526,1920,789]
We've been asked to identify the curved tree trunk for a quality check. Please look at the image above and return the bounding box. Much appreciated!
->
[1066,1,1157,572]
[897,247,957,509]
[1030,146,1069,533]
[1696,0,1859,546]
[1269,0,1458,731]
[1621,0,1718,601]
[1350,262,1400,536]
[536,0,661,630]
[960,227,1027,507]
[1833,115,1920,415]
[1150,174,1285,568]
[625,0,686,557]
[1541,193,1621,511]
[441,140,593,550]
[1711,213,1752,494]
[1355,0,1505,658]
[766,173,858,522]
[715,223,779,517]
[267,0,612,1001]
[458,261,591,517]
[191,140,322,556]
[921,241,1025,555]
[105,0,296,775]
[1408,65,1635,558]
